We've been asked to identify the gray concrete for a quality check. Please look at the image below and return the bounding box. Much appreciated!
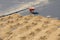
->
[0,0,35,13]
[19,0,60,19]
[36,0,60,19]
[0,0,60,19]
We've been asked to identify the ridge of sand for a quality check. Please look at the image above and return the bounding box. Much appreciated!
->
[0,13,60,40]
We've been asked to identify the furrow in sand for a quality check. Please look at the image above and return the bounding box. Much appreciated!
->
[0,13,60,40]
[3,15,43,40]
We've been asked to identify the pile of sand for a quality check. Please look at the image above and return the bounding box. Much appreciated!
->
[0,13,60,40]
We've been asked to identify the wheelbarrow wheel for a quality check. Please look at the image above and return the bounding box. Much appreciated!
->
[31,12,39,14]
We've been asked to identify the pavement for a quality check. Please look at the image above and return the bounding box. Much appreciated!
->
[18,0,60,19]
[0,0,60,19]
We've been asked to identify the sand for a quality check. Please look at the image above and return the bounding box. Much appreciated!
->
[0,13,60,40]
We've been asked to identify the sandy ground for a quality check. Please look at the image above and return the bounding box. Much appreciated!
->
[0,13,60,40]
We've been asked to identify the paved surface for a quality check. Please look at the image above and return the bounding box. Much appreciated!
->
[18,0,60,19]
[0,0,35,13]
[0,0,60,19]
[36,0,60,19]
